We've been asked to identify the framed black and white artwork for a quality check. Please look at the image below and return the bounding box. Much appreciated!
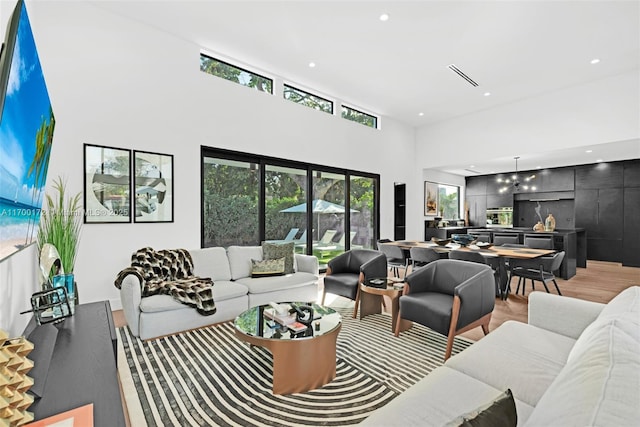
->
[133,150,174,223]
[84,144,131,223]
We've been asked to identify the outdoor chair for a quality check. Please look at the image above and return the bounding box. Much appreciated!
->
[396,259,495,360]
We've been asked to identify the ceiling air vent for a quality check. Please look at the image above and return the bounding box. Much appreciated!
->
[464,168,482,174]
[447,64,479,87]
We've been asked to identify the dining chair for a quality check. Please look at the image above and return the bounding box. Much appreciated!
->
[408,246,440,273]
[523,234,554,249]
[448,250,501,296]
[509,251,565,296]
[468,231,492,243]
[396,259,495,360]
[492,233,520,246]
[378,243,408,278]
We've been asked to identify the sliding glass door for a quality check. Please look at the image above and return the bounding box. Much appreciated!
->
[264,165,307,249]
[202,157,259,247]
[201,147,379,269]
[350,175,376,250]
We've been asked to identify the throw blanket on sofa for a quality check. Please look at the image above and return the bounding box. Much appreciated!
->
[114,247,216,316]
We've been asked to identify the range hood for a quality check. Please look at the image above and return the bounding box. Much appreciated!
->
[513,191,575,202]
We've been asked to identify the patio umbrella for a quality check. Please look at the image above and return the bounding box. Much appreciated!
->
[280,199,358,240]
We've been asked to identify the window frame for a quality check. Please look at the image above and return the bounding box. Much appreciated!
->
[201,146,380,257]
[341,104,378,129]
[200,53,274,94]
[283,83,334,114]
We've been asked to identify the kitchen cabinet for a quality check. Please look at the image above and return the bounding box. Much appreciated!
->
[465,159,635,266]
[466,195,486,227]
[623,187,640,267]
[575,188,623,262]
[466,176,487,196]
[575,163,624,189]
[486,193,513,209]
[541,167,575,192]
[623,159,640,187]
[575,189,623,239]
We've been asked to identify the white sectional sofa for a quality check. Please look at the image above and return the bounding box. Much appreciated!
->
[361,286,640,426]
[119,246,319,340]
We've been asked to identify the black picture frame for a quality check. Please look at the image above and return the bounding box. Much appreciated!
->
[133,150,174,223]
[83,144,131,223]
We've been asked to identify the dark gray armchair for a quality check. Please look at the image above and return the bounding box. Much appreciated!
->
[395,259,495,360]
[322,249,387,306]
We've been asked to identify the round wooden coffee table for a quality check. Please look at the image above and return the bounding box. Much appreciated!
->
[354,278,413,334]
[234,302,341,395]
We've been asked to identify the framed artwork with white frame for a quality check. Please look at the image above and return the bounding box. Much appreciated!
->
[424,181,438,216]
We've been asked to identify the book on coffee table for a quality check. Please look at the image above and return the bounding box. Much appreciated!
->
[288,321,308,333]
[264,308,295,325]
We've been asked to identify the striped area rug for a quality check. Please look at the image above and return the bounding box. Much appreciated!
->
[117,307,473,427]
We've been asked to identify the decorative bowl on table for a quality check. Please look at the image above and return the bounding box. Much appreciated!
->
[451,234,478,247]
[476,242,494,249]
[431,237,451,246]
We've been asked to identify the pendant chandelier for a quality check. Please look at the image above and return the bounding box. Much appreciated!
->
[497,156,537,193]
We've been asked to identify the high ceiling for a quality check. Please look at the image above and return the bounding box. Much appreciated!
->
[89,0,639,175]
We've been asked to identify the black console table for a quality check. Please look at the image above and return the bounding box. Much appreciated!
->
[24,301,125,426]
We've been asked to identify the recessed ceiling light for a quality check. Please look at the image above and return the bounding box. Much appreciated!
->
[308,62,316,68]
[590,58,600,65]
[536,166,541,169]
[483,92,491,97]
[418,112,424,116]
[379,13,390,21]
[596,159,603,162]
[586,150,593,153]
[470,165,475,168]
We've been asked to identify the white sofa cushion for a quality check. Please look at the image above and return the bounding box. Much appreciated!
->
[227,246,263,280]
[235,272,317,295]
[524,315,640,426]
[190,247,232,281]
[568,285,640,364]
[445,321,576,407]
[360,366,535,427]
[139,281,247,313]
[598,285,640,321]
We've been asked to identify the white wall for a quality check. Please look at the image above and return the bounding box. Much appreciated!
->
[415,71,640,169]
[0,0,417,330]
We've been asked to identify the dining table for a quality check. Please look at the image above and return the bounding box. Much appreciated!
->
[380,240,556,299]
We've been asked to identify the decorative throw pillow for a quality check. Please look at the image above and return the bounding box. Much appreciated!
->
[262,241,295,274]
[445,389,517,427]
[251,257,285,278]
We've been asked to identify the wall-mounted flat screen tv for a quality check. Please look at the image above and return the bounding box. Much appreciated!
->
[0,0,55,261]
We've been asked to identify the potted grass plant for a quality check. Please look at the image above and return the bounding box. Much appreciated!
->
[37,176,82,306]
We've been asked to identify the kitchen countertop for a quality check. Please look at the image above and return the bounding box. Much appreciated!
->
[468,227,585,234]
